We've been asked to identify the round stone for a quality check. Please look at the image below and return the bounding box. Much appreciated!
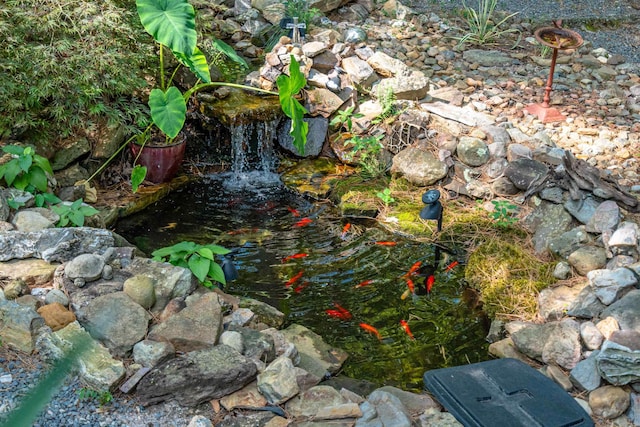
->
[123,275,156,310]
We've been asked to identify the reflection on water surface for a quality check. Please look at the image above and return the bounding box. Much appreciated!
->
[115,175,489,391]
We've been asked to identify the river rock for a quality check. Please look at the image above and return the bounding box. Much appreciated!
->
[341,56,378,88]
[360,389,412,427]
[37,302,76,331]
[580,321,604,350]
[285,384,348,418]
[132,339,175,368]
[541,319,582,370]
[596,316,620,339]
[568,246,607,276]
[586,200,620,233]
[607,222,638,251]
[0,227,117,263]
[36,321,125,391]
[227,324,276,363]
[219,330,244,354]
[45,289,69,306]
[124,257,196,312]
[567,285,607,319]
[375,70,430,100]
[366,51,407,77]
[600,289,640,331]
[589,385,630,419]
[548,226,592,259]
[538,282,587,321]
[522,201,574,255]
[220,381,267,410]
[0,258,58,287]
[418,407,463,427]
[280,323,348,378]
[596,331,640,385]
[0,299,46,353]
[149,292,223,353]
[11,209,57,231]
[456,137,490,167]
[80,292,150,357]
[564,196,600,225]
[503,158,548,191]
[123,275,156,309]
[390,146,448,186]
[376,386,439,416]
[278,116,327,157]
[570,350,601,392]
[257,355,300,405]
[588,267,638,305]
[462,49,517,67]
[510,322,554,361]
[136,344,258,406]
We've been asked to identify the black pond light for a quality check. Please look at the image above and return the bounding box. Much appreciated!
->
[221,255,238,286]
[420,189,443,232]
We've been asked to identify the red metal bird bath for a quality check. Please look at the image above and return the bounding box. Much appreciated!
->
[524,21,583,123]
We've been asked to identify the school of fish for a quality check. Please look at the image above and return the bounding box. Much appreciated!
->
[279,207,462,343]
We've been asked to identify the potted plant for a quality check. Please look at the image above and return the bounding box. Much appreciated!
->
[87,0,309,192]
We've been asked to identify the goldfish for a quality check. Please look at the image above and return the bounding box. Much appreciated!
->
[354,279,374,288]
[374,241,397,246]
[400,289,412,300]
[405,278,415,294]
[326,309,346,318]
[159,222,177,231]
[294,217,313,227]
[285,270,304,287]
[341,223,351,239]
[359,322,382,340]
[426,275,435,294]
[333,302,352,320]
[403,261,422,277]
[444,260,459,272]
[287,206,301,217]
[400,320,415,340]
[282,253,309,263]
[294,281,310,293]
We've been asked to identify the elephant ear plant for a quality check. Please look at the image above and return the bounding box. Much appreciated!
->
[89,0,308,192]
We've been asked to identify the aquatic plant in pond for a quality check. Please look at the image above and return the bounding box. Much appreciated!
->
[115,177,490,391]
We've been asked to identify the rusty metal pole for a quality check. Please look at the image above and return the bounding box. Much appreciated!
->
[541,47,559,108]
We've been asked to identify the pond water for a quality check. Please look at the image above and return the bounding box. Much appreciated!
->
[115,174,490,392]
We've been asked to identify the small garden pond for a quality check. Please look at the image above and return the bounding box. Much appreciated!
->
[115,173,490,392]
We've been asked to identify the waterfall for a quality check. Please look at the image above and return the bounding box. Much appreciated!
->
[223,119,282,190]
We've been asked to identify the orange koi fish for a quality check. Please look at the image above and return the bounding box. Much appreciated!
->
[294,217,313,227]
[294,281,310,293]
[326,309,345,318]
[405,278,415,294]
[400,320,415,340]
[374,241,397,246]
[444,260,459,272]
[354,279,374,288]
[282,253,309,263]
[287,206,301,217]
[426,275,435,294]
[359,323,382,340]
[341,223,351,239]
[403,261,422,277]
[284,270,304,287]
[333,302,352,320]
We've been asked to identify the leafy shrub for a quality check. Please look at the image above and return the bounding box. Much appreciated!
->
[152,241,231,288]
[454,0,519,47]
[0,0,155,141]
[51,199,100,227]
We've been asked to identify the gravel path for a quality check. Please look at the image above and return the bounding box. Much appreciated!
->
[0,348,213,427]
[406,0,640,64]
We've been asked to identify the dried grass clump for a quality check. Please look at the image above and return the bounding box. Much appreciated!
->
[464,237,555,320]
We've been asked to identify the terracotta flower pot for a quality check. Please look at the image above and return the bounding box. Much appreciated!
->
[130,135,187,184]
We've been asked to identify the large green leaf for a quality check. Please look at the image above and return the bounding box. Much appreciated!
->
[211,39,249,70]
[136,0,197,56]
[29,167,48,192]
[173,46,211,83]
[131,165,147,193]
[207,261,226,285]
[277,56,308,154]
[188,253,210,283]
[149,87,186,138]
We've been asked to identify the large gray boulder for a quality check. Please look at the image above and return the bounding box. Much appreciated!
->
[136,344,258,406]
